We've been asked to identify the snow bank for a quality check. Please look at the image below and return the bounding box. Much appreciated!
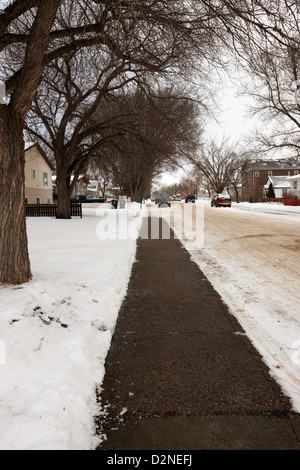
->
[230,200,300,218]
[0,208,143,450]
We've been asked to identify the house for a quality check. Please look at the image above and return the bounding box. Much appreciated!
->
[71,175,91,197]
[264,176,291,198]
[242,159,300,202]
[52,175,91,201]
[288,174,300,198]
[53,174,117,200]
[25,143,54,204]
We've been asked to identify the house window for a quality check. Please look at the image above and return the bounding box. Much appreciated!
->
[43,172,48,186]
[293,181,298,190]
[47,197,51,204]
[37,197,40,204]
[255,171,259,177]
[32,169,36,179]
[25,197,28,204]
[268,171,272,176]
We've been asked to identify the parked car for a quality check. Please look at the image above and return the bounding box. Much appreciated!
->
[157,197,171,207]
[211,194,232,207]
[71,194,118,208]
[185,194,196,203]
[71,194,107,203]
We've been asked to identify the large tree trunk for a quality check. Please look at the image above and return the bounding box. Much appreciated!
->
[56,167,72,219]
[0,1,61,284]
[234,184,240,203]
[0,106,32,284]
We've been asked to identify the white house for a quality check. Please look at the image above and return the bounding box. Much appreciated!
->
[288,174,300,197]
[264,175,291,198]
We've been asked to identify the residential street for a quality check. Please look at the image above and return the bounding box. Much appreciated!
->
[171,201,300,412]
[203,203,299,303]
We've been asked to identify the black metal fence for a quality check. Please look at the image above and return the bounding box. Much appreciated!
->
[25,202,82,218]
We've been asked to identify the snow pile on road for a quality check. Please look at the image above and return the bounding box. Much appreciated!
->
[0,208,143,450]
[231,201,300,217]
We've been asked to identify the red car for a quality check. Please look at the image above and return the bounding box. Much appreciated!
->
[211,194,231,207]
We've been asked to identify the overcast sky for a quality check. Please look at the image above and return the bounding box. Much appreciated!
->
[203,92,258,144]
[156,82,259,188]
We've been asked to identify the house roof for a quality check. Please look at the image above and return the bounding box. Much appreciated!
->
[249,159,300,170]
[287,174,300,180]
[25,142,54,171]
[264,176,291,189]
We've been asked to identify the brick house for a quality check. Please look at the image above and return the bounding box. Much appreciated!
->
[242,159,300,202]
[25,143,54,204]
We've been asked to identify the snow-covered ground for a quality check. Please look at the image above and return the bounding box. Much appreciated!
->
[0,200,299,450]
[0,205,143,450]
[228,200,300,217]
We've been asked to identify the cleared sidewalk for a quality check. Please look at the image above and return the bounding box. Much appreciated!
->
[96,217,300,450]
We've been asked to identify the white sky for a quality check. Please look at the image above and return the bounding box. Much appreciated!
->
[203,93,258,144]
[157,85,258,188]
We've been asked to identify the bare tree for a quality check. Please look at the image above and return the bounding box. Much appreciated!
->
[216,1,300,157]
[210,0,300,53]
[238,35,300,157]
[0,0,223,284]
[178,177,199,198]
[25,48,145,218]
[190,138,249,194]
[177,168,209,197]
[88,158,115,197]
[90,87,202,201]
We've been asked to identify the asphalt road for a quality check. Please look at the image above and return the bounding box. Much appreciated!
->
[202,204,300,299]
[96,215,300,450]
